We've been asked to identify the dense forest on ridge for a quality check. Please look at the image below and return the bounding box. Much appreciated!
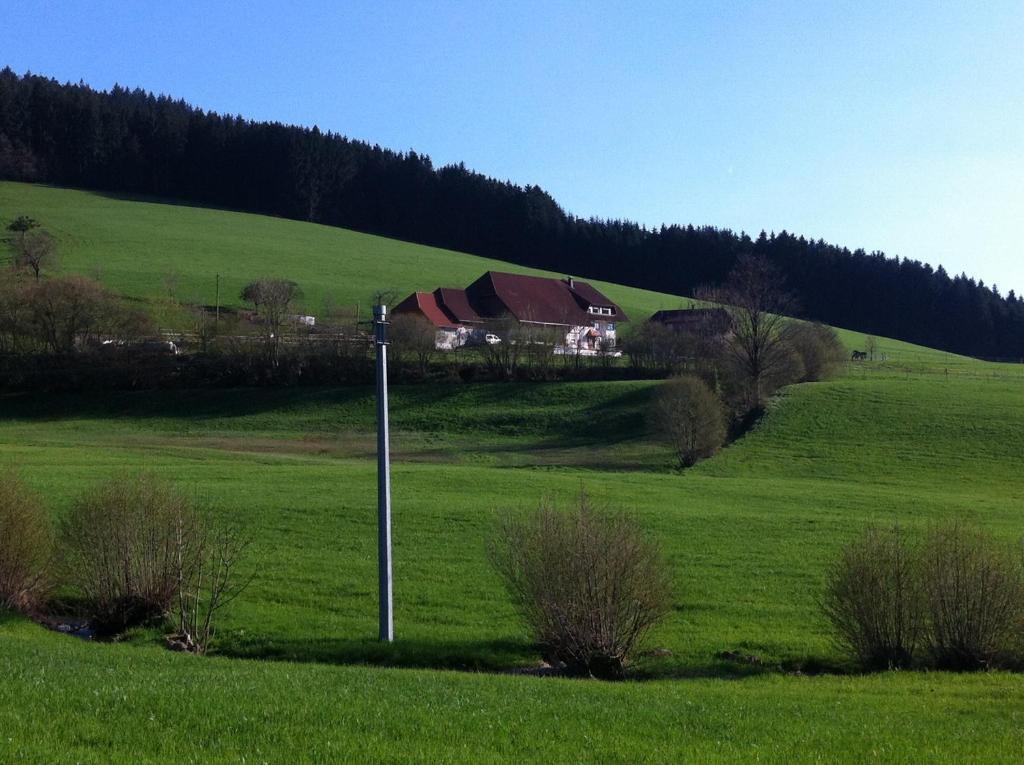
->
[1,68,1021,358]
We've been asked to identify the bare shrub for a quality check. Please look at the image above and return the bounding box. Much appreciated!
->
[0,469,53,613]
[519,323,563,378]
[390,313,438,376]
[241,278,303,363]
[0,276,32,353]
[60,473,197,635]
[781,322,846,382]
[698,255,798,410]
[171,522,252,654]
[488,492,673,678]
[26,276,150,353]
[479,314,524,380]
[651,375,726,468]
[26,276,110,353]
[919,522,1024,670]
[822,525,923,669]
[11,228,57,280]
[864,335,879,361]
[622,321,696,374]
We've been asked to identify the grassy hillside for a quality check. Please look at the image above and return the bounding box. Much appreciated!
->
[2,359,1023,760]
[0,181,686,324]
[1,182,1023,762]
[0,181,968,366]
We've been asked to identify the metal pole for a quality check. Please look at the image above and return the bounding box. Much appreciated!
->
[374,304,394,642]
[215,274,221,330]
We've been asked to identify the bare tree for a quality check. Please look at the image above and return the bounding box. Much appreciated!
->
[191,304,217,352]
[479,314,524,380]
[161,270,180,300]
[240,281,263,314]
[518,323,562,377]
[0,275,31,353]
[371,289,399,308]
[389,313,438,376]
[240,278,303,363]
[11,228,56,280]
[864,335,879,361]
[699,255,799,410]
[26,276,111,353]
[622,321,697,374]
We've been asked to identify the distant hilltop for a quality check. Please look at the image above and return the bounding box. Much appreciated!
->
[1,68,1021,359]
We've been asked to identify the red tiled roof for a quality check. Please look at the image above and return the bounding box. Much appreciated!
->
[466,272,627,325]
[393,291,459,328]
[395,272,628,329]
[434,287,482,323]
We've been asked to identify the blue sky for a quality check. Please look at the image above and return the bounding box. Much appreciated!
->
[6,1,1023,292]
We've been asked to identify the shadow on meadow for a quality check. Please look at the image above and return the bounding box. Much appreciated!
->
[215,633,536,673]
[0,383,655,435]
[208,623,846,681]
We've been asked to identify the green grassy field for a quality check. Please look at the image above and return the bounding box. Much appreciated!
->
[0,181,689,324]
[1,183,1023,762]
[0,180,966,365]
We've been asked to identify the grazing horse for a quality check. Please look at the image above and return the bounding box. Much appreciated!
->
[851,350,867,361]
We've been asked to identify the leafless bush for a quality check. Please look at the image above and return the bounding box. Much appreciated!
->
[781,322,846,381]
[0,275,32,353]
[26,276,112,353]
[919,522,1024,670]
[518,324,563,377]
[28,276,151,353]
[488,492,673,678]
[0,469,53,613]
[240,278,303,363]
[822,525,923,669]
[60,473,197,635]
[171,522,252,654]
[479,314,524,380]
[10,228,57,280]
[622,321,697,374]
[698,255,799,410]
[651,375,726,468]
[390,313,438,376]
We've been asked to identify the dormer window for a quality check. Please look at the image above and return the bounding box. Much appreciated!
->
[587,306,614,316]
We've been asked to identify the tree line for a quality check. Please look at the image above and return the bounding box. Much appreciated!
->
[1,68,1021,359]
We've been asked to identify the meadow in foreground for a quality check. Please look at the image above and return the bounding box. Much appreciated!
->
[1,182,1023,761]
[1,354,1023,761]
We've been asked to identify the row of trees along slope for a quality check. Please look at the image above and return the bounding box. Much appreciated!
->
[1,68,1021,359]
